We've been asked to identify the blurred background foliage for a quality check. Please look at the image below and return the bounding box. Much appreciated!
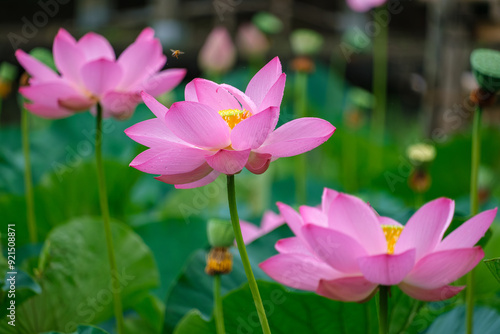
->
[1,0,500,333]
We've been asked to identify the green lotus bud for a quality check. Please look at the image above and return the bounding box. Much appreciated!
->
[342,29,371,53]
[29,47,57,72]
[478,166,494,190]
[470,49,500,93]
[290,29,324,56]
[207,219,234,247]
[347,86,374,110]
[253,12,283,35]
[0,62,18,83]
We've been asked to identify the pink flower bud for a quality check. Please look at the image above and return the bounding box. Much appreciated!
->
[198,27,236,74]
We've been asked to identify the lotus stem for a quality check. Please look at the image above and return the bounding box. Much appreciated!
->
[378,285,389,334]
[466,105,482,334]
[294,72,308,204]
[415,192,424,210]
[21,105,37,243]
[342,130,358,192]
[331,56,354,192]
[327,52,346,115]
[369,5,389,175]
[470,106,481,218]
[95,104,125,334]
[214,274,225,334]
[227,175,271,334]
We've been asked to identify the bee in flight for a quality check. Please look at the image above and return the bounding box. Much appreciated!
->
[170,49,185,59]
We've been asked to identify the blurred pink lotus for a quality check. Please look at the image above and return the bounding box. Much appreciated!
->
[236,23,270,59]
[125,57,335,188]
[348,0,386,12]
[198,27,236,74]
[16,28,186,120]
[260,188,497,302]
[241,211,285,244]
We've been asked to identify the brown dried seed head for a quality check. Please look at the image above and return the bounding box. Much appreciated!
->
[0,80,12,99]
[470,88,497,107]
[205,247,233,276]
[408,169,432,193]
[19,72,30,87]
[291,56,315,73]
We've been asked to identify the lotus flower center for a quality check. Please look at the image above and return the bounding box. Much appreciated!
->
[381,225,403,255]
[218,109,251,129]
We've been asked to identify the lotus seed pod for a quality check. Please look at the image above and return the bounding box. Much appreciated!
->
[470,49,500,93]
[406,143,436,164]
[290,29,324,56]
[252,12,283,35]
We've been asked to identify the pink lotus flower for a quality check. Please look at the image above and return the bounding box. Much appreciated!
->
[198,27,236,74]
[348,0,386,12]
[260,188,497,302]
[241,211,285,244]
[237,23,270,59]
[125,57,335,188]
[16,28,186,120]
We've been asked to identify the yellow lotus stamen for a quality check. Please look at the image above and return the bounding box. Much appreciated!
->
[205,247,233,275]
[381,225,403,255]
[218,109,251,129]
